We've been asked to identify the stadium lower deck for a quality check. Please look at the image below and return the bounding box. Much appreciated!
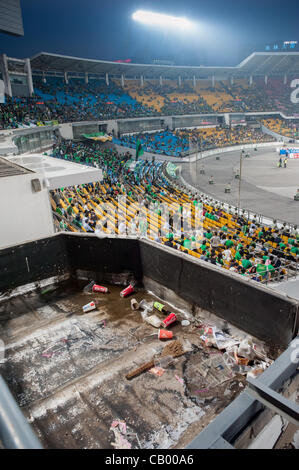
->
[0,278,277,449]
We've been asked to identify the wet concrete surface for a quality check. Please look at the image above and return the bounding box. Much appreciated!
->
[180,146,299,224]
[0,280,270,449]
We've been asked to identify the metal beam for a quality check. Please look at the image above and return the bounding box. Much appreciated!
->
[186,336,299,449]
[246,378,299,427]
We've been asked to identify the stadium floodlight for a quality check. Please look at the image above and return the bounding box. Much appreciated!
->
[132,10,194,30]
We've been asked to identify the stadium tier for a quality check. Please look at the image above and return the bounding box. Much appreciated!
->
[1,50,299,130]
[50,140,299,284]
[114,127,276,157]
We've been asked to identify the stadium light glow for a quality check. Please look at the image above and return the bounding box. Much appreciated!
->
[132,10,194,30]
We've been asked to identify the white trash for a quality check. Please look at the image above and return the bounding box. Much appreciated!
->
[237,339,254,359]
[139,300,153,312]
[181,320,190,326]
[145,315,162,328]
[131,298,139,310]
[82,301,98,313]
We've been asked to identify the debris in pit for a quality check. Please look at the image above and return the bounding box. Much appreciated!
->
[145,315,161,328]
[158,329,173,340]
[139,299,153,312]
[246,361,268,379]
[153,302,170,315]
[120,284,135,298]
[148,366,165,377]
[82,301,99,313]
[154,355,177,369]
[41,285,59,295]
[183,350,237,401]
[125,340,185,380]
[92,284,109,294]
[162,312,177,328]
[175,375,185,386]
[110,420,132,449]
[83,280,96,294]
[130,298,139,310]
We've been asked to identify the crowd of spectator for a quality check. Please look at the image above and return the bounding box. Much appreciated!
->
[114,125,276,157]
[1,76,299,131]
[50,140,299,283]
[261,117,299,140]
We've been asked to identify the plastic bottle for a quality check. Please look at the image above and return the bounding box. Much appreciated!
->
[139,300,153,312]
[145,315,161,328]
[154,355,176,369]
[140,308,149,320]
[83,280,95,294]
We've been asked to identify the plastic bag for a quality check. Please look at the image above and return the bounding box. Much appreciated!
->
[83,280,95,294]
[145,315,162,328]
[154,355,175,368]
[139,300,153,312]
[237,339,254,360]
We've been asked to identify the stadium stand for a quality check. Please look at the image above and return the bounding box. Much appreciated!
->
[50,140,299,283]
[261,117,299,139]
[1,75,299,130]
[114,126,276,157]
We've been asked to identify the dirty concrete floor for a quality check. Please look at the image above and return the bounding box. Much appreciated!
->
[0,281,252,449]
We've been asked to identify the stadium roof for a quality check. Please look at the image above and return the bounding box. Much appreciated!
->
[30,52,299,79]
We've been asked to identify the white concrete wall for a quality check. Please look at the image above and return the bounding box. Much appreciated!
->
[0,173,54,249]
[187,141,282,162]
[106,120,118,134]
[59,123,73,140]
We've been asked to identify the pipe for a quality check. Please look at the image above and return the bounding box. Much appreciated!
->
[0,375,42,449]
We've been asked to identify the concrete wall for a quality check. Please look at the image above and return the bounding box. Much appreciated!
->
[187,141,282,162]
[59,123,73,140]
[0,234,297,347]
[0,173,55,249]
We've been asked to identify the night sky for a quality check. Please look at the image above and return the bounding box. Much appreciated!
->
[1,0,299,66]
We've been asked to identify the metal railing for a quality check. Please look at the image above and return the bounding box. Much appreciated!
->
[0,376,42,449]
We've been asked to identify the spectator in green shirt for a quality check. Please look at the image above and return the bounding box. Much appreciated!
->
[66,204,74,216]
[235,249,244,261]
[241,255,252,270]
[183,238,192,249]
[225,236,234,248]
[256,260,267,278]
[204,230,213,240]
